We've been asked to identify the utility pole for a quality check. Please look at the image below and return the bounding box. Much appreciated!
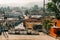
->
[43,0,50,16]
[43,0,45,13]
[43,0,46,17]
[43,0,46,33]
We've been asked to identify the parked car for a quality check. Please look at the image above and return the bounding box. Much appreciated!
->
[8,28,27,35]
[8,30,15,34]
[15,29,20,34]
[27,28,39,35]
[27,28,32,35]
[33,25,42,32]
[20,29,27,34]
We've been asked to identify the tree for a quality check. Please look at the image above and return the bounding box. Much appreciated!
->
[46,2,59,13]
[30,5,39,15]
[25,9,29,16]
[52,0,60,3]
[44,0,60,34]
[33,5,39,11]
[43,19,53,34]
[46,0,60,19]
[46,2,55,12]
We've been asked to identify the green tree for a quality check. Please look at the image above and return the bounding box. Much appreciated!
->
[52,0,60,3]
[46,2,59,13]
[25,9,30,16]
[43,19,53,34]
[33,5,39,11]
[46,0,60,19]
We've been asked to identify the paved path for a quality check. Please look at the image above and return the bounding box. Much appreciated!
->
[0,32,58,40]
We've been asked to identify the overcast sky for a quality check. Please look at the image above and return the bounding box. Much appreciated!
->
[0,0,50,7]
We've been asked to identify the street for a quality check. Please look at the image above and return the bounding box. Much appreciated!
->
[0,32,58,40]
